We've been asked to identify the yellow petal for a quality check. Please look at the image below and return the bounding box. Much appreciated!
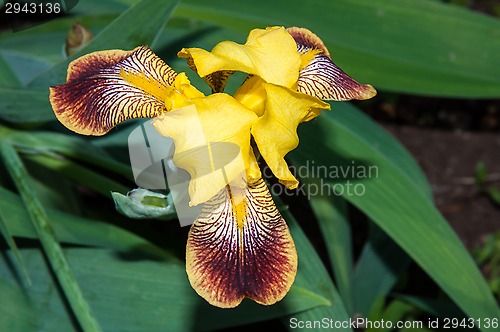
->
[233,75,267,116]
[252,83,330,189]
[49,46,177,135]
[287,27,377,101]
[186,178,297,308]
[167,72,205,109]
[179,26,301,88]
[152,94,260,205]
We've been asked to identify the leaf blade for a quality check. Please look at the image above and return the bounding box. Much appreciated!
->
[290,105,500,327]
[29,0,180,87]
[0,143,103,332]
[176,0,500,97]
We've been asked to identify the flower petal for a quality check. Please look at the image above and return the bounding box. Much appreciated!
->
[252,83,330,189]
[179,26,301,88]
[182,53,234,93]
[186,178,297,308]
[233,75,267,116]
[152,94,259,206]
[287,27,377,101]
[49,46,177,135]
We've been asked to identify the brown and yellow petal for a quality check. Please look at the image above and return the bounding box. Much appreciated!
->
[49,46,177,135]
[186,178,297,308]
[287,27,377,101]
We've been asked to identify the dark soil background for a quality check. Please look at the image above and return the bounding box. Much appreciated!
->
[356,94,500,250]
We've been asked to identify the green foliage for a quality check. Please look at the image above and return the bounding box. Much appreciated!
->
[475,161,500,206]
[0,0,499,330]
[474,232,500,300]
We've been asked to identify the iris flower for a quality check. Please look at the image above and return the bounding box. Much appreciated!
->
[49,26,376,308]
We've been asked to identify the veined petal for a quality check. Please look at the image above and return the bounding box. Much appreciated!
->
[252,83,330,189]
[152,94,260,206]
[287,27,377,101]
[179,26,301,88]
[49,46,177,135]
[186,178,297,308]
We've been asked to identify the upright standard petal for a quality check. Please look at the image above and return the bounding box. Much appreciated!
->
[49,46,177,135]
[287,27,377,101]
[153,94,259,206]
[186,178,297,308]
[179,26,302,89]
[252,83,330,189]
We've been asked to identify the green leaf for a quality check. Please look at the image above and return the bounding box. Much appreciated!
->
[24,158,81,214]
[0,50,52,86]
[0,186,173,257]
[0,186,330,330]
[0,278,37,331]
[29,0,180,87]
[1,127,132,179]
[0,143,103,332]
[0,212,31,285]
[309,196,353,313]
[0,53,21,87]
[486,187,500,206]
[176,0,500,97]
[0,88,53,123]
[290,105,500,328]
[26,153,130,197]
[352,223,411,316]
[475,161,487,187]
[0,247,330,331]
[278,203,353,332]
[394,294,465,318]
[0,15,118,63]
[367,299,414,332]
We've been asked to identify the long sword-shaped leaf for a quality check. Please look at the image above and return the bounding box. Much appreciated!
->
[309,196,353,314]
[0,247,330,331]
[278,203,353,332]
[176,0,500,97]
[0,127,131,178]
[0,212,31,285]
[0,53,21,87]
[290,104,500,328]
[0,278,37,331]
[29,0,180,87]
[0,88,51,123]
[0,143,102,332]
[0,186,175,257]
[352,224,411,316]
[26,153,130,197]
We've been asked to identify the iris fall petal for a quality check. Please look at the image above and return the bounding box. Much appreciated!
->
[186,178,297,308]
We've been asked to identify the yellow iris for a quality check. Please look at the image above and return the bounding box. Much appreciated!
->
[49,26,376,308]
